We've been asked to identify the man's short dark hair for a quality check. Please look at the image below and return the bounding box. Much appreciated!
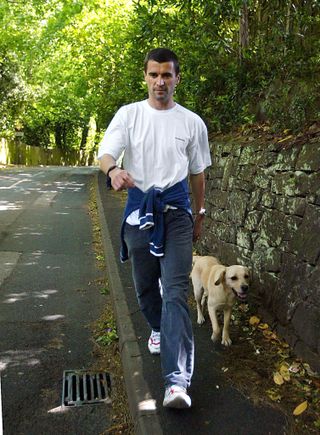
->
[144,48,180,75]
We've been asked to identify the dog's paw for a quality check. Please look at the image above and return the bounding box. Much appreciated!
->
[221,336,232,346]
[211,332,220,342]
[197,314,205,325]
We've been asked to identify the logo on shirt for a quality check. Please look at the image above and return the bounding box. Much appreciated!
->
[175,137,185,143]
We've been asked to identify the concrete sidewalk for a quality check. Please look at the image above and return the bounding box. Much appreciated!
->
[96,171,289,435]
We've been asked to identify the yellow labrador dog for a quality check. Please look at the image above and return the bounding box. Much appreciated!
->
[191,256,250,346]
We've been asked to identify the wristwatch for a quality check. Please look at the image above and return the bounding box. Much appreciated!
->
[197,208,206,216]
[106,165,118,178]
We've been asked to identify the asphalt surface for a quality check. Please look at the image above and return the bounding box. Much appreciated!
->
[97,170,290,435]
[0,167,111,435]
[0,166,290,435]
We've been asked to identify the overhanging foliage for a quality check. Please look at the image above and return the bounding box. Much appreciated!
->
[1,0,319,149]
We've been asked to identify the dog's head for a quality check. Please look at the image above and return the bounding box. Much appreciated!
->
[215,265,250,301]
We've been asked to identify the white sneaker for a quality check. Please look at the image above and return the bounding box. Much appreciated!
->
[148,330,160,354]
[163,385,191,409]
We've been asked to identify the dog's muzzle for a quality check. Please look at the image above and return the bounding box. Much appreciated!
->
[232,284,248,300]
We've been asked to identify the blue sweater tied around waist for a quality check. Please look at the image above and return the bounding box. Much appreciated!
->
[120,178,192,262]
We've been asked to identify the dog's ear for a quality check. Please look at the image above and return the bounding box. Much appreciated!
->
[214,269,226,286]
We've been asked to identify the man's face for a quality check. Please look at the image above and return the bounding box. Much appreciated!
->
[144,60,180,109]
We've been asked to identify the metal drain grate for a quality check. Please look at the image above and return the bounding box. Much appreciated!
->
[62,370,111,406]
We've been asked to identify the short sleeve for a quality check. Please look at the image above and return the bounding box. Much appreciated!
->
[188,119,211,174]
[98,107,127,160]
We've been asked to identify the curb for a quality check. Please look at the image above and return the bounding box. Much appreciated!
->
[95,174,163,435]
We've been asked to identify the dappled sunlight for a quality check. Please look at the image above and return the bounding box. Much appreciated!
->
[3,292,28,304]
[2,289,58,304]
[3,261,21,268]
[42,314,65,321]
[53,180,85,192]
[13,231,44,238]
[0,201,23,211]
[0,350,43,371]
[48,405,70,414]
[138,399,157,411]
[20,251,45,267]
[33,290,58,299]
[12,224,50,239]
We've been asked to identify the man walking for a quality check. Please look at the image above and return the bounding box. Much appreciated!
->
[98,48,211,408]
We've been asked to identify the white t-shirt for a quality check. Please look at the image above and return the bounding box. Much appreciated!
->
[98,99,211,193]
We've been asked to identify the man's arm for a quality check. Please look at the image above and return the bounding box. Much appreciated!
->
[190,172,206,242]
[99,154,135,191]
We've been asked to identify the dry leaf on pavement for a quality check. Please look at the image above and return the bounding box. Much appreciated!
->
[249,315,260,326]
[279,364,291,382]
[266,388,282,402]
[293,400,308,416]
[273,372,285,385]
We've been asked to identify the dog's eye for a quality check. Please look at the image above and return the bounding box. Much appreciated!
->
[231,276,238,281]
[244,275,249,279]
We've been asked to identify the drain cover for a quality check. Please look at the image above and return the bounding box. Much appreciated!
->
[62,370,111,406]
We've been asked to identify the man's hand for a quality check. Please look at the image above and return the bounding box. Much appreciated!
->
[190,171,206,242]
[109,167,135,191]
[193,214,205,242]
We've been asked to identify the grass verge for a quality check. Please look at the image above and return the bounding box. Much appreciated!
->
[88,178,134,434]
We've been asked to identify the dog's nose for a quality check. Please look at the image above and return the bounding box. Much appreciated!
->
[241,285,248,292]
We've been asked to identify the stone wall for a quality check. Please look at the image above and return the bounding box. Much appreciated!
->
[198,136,320,371]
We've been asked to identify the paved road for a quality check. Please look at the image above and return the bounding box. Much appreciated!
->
[0,167,110,435]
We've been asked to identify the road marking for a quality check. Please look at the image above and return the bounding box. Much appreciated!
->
[33,171,44,177]
[0,252,21,286]
[0,178,29,190]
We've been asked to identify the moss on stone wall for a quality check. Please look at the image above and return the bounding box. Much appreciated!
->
[198,136,320,371]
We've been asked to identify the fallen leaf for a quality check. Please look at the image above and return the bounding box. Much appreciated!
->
[273,372,284,385]
[249,316,260,326]
[278,135,293,143]
[266,388,282,402]
[277,349,290,359]
[263,329,273,339]
[280,364,291,382]
[293,400,308,416]
[289,362,301,374]
[258,323,269,330]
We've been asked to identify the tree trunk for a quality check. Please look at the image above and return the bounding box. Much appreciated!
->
[80,124,89,150]
[55,123,63,149]
[239,0,249,63]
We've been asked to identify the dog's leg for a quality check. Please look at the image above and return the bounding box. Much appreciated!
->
[200,290,207,315]
[208,302,220,342]
[192,276,205,325]
[221,307,232,346]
